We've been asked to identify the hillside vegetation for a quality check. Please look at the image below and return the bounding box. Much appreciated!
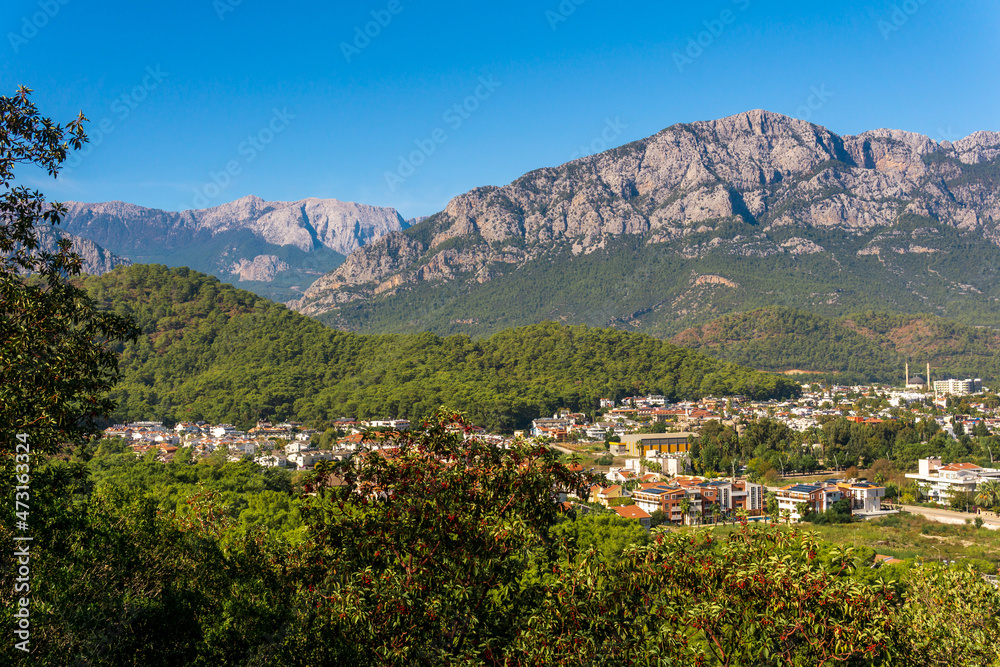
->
[672,307,1000,384]
[84,265,800,430]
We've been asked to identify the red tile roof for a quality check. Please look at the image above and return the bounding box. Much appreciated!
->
[613,505,651,520]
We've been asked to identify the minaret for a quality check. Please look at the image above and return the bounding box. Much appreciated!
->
[906,363,909,387]
[927,363,931,390]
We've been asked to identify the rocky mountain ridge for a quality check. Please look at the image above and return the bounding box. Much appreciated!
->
[290,110,1000,335]
[58,195,408,301]
[33,227,132,275]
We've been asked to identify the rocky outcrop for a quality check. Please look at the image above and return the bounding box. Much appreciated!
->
[229,255,291,282]
[288,110,1000,333]
[33,228,131,275]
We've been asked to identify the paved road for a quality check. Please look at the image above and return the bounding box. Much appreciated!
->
[896,504,1000,530]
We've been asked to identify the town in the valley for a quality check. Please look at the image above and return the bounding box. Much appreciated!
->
[103,372,1000,539]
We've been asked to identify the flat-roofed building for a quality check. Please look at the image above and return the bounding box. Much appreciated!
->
[621,432,694,457]
[905,457,1000,503]
[776,483,842,521]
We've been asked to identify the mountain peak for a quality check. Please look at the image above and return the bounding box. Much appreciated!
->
[291,112,1000,336]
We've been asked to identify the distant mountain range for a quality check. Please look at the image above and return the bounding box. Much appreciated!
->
[286,110,1000,337]
[57,195,409,301]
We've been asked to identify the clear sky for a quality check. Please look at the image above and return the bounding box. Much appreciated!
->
[3,0,998,218]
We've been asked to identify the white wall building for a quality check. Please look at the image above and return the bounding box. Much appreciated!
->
[905,457,1000,503]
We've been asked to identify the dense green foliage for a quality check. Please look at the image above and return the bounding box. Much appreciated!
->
[673,306,1000,384]
[4,417,1000,665]
[84,264,800,431]
[83,437,304,540]
[0,88,138,454]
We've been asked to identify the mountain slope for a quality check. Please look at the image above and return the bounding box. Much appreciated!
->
[290,110,1000,336]
[84,265,800,431]
[672,307,1000,384]
[60,195,408,301]
[34,227,132,275]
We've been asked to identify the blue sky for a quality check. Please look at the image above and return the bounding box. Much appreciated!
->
[3,0,998,218]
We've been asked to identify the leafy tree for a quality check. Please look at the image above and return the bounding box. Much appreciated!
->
[765,491,779,519]
[902,564,1000,665]
[0,87,139,454]
[550,511,649,563]
[975,479,1000,510]
[948,489,976,513]
[289,411,600,664]
[679,496,693,526]
[511,524,903,665]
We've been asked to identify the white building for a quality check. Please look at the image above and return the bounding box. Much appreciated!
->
[211,424,239,438]
[905,457,1000,503]
[584,422,629,440]
[837,481,886,514]
[933,378,983,397]
[364,419,411,431]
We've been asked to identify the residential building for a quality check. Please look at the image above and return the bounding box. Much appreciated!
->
[612,505,652,529]
[632,485,693,524]
[589,485,623,507]
[730,479,764,515]
[836,481,886,513]
[364,419,411,431]
[933,378,983,397]
[776,483,843,521]
[531,418,574,440]
[905,457,1000,503]
[620,432,694,457]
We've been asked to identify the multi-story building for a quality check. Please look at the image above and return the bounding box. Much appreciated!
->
[620,432,694,457]
[775,483,843,521]
[905,457,1000,503]
[933,378,983,397]
[836,481,886,513]
[632,485,697,524]
[730,479,764,516]
[589,485,623,507]
[364,419,411,431]
[632,477,763,524]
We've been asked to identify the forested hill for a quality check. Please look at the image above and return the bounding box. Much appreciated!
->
[672,307,1000,384]
[83,265,800,431]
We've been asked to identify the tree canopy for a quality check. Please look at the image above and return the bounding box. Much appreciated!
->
[0,87,138,454]
[84,263,801,432]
